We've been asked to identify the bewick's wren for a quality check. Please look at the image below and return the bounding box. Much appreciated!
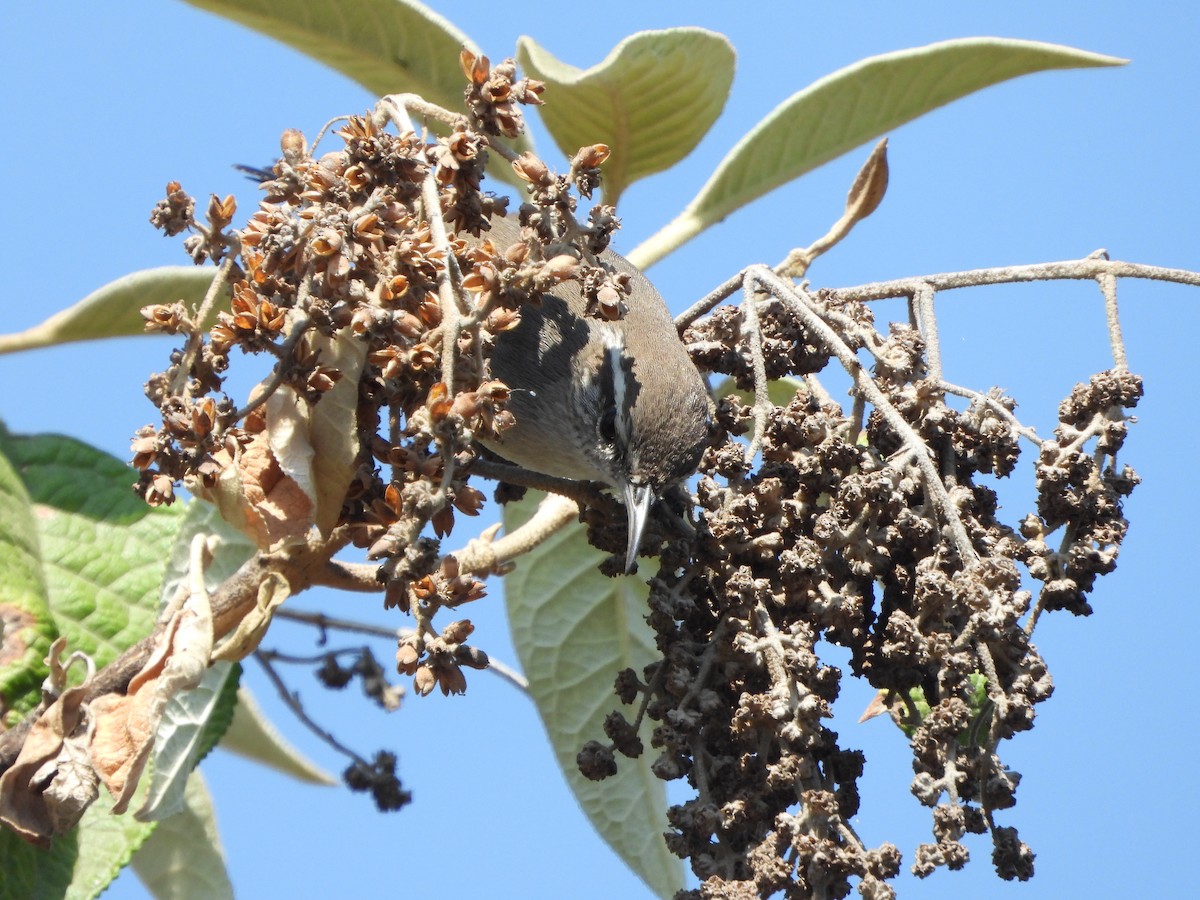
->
[478,216,710,572]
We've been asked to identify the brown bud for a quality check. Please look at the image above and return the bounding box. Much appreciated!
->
[413,664,437,696]
[396,641,420,675]
[442,619,475,644]
[511,152,550,185]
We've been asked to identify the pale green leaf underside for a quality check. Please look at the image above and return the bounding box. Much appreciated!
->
[130,772,233,900]
[630,38,1126,268]
[517,28,734,207]
[66,774,158,900]
[717,375,806,410]
[137,663,238,822]
[218,686,336,785]
[182,0,531,182]
[503,493,681,899]
[0,267,221,355]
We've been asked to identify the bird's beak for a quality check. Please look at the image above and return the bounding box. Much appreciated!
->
[622,481,655,574]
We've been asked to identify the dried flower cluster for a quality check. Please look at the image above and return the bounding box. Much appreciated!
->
[135,54,637,704]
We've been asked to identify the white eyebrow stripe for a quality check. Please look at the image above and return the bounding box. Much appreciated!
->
[601,329,633,451]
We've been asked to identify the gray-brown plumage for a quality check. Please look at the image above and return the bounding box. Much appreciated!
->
[478,216,710,571]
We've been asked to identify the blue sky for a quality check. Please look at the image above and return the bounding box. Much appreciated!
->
[2,3,1197,899]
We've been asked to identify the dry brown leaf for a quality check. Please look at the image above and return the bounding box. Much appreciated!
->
[0,638,98,844]
[195,413,315,550]
[306,330,366,536]
[212,570,291,662]
[88,584,214,813]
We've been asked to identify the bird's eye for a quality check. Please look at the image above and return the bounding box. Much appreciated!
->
[599,407,618,445]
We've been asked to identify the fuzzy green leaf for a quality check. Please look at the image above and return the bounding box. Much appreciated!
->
[517,28,734,207]
[630,38,1126,268]
[130,772,233,900]
[64,788,157,900]
[182,0,531,182]
[0,432,185,670]
[503,493,681,899]
[0,437,57,724]
[0,267,221,355]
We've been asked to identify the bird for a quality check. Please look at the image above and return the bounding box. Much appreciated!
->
[476,215,710,572]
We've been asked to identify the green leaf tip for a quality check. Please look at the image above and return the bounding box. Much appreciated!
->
[518,27,735,208]
[631,37,1126,268]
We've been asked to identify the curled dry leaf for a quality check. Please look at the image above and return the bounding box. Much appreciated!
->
[844,137,889,224]
[195,330,364,550]
[0,639,98,845]
[197,391,316,550]
[88,583,214,814]
[211,571,291,663]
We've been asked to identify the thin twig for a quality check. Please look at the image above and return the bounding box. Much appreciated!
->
[254,649,368,764]
[171,254,238,395]
[311,560,383,593]
[230,310,314,422]
[1098,272,1129,371]
[676,270,747,331]
[739,279,772,464]
[913,282,941,381]
[832,256,1200,302]
[272,608,529,692]
[938,381,1042,445]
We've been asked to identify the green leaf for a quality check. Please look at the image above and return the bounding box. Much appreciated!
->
[0,812,77,900]
[130,771,233,900]
[715,375,805,410]
[629,38,1127,268]
[0,431,185,670]
[182,0,531,183]
[65,788,157,900]
[0,786,157,900]
[503,493,681,899]
[218,685,336,786]
[0,438,57,723]
[517,28,734,207]
[0,267,221,355]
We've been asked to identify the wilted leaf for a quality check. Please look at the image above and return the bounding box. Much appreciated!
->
[310,331,366,535]
[517,28,734,207]
[503,492,681,898]
[630,38,1126,267]
[211,572,290,663]
[0,641,97,845]
[90,584,215,813]
[198,397,314,550]
[844,138,889,225]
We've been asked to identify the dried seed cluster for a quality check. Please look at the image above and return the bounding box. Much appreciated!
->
[586,296,1140,898]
